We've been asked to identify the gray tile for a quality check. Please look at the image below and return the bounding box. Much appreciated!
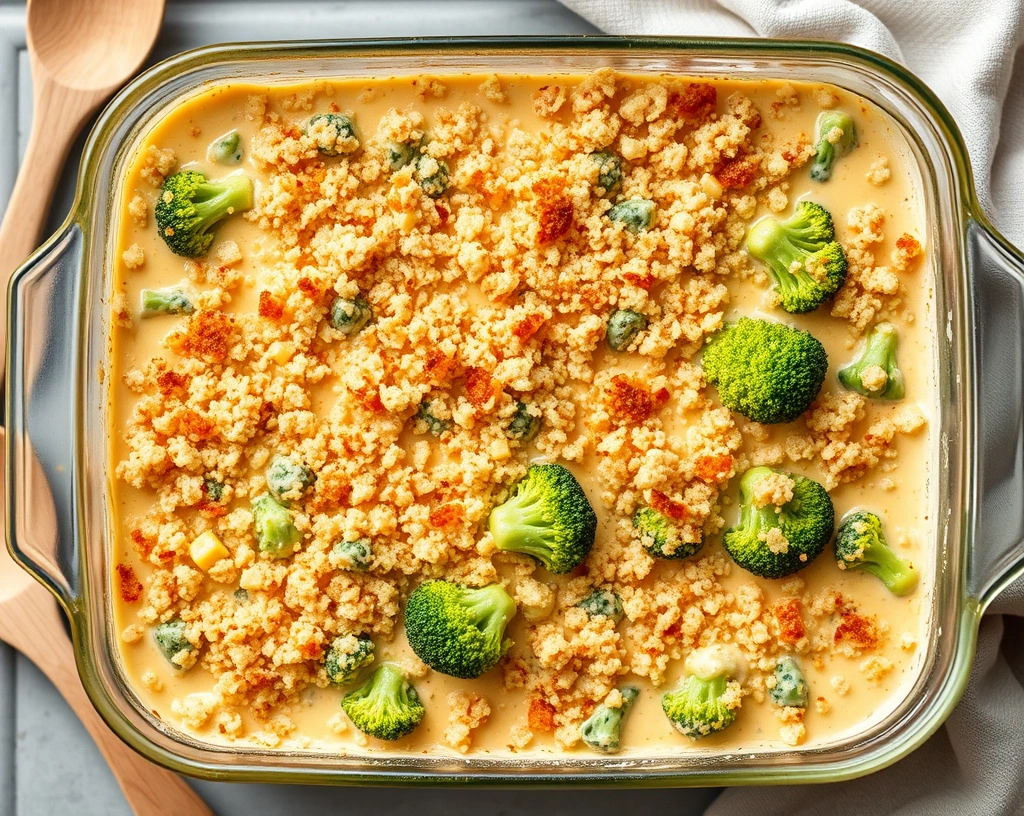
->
[1,645,14,816]
[14,656,130,816]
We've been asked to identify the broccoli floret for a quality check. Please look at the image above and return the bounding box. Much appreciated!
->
[266,455,315,505]
[702,317,828,424]
[662,646,742,739]
[404,580,516,679]
[208,130,243,165]
[723,467,835,579]
[607,198,656,233]
[605,309,648,351]
[154,619,194,667]
[632,505,703,560]
[580,686,639,753]
[203,477,225,502]
[155,170,253,258]
[341,664,425,741]
[577,588,624,622]
[414,154,449,198]
[810,110,857,182]
[324,634,375,685]
[415,401,451,436]
[140,286,194,317]
[251,494,300,558]
[233,588,249,605]
[306,113,359,156]
[506,400,541,442]
[745,201,848,314]
[590,151,624,195]
[770,657,809,708]
[330,295,372,335]
[488,463,598,574]
[834,511,919,596]
[385,140,418,171]
[838,322,905,400]
[333,538,373,571]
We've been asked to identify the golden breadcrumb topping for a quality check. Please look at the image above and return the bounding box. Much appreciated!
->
[111,71,931,754]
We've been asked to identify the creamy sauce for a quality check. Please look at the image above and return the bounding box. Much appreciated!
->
[109,73,934,757]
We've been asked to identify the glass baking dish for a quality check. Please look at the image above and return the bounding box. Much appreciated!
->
[6,36,1024,787]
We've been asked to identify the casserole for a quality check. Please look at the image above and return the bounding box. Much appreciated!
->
[6,36,1024,786]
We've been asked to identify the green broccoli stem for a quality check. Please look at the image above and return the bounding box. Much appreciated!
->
[359,663,407,715]
[810,111,857,182]
[489,489,556,562]
[861,543,918,595]
[757,237,820,301]
[687,673,727,700]
[192,175,254,232]
[745,217,817,283]
[838,323,905,399]
[460,584,517,649]
[810,141,836,181]
[580,686,639,752]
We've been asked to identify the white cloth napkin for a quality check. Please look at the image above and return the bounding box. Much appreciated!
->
[554,2,1024,813]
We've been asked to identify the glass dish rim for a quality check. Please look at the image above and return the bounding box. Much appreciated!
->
[8,34,1008,786]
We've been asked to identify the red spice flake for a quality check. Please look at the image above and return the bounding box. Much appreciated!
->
[716,155,760,190]
[355,386,386,414]
[157,549,175,563]
[179,409,214,442]
[297,276,322,299]
[258,401,276,431]
[533,179,574,245]
[465,366,497,407]
[485,186,508,210]
[181,311,234,363]
[667,83,717,120]
[773,598,806,644]
[649,489,689,522]
[834,610,879,651]
[623,271,656,290]
[429,503,464,529]
[129,529,154,558]
[606,374,669,423]
[244,668,277,692]
[300,641,324,660]
[258,291,285,321]
[156,370,189,397]
[116,564,143,603]
[512,313,546,342]
[435,203,450,225]
[694,454,734,483]
[323,482,353,506]
[895,233,923,260]
[528,697,556,731]
[424,349,455,385]
[197,500,228,519]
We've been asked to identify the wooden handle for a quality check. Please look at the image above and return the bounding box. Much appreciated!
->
[0,69,104,385]
[13,588,213,816]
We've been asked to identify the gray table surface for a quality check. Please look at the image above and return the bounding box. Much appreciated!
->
[0,1,723,813]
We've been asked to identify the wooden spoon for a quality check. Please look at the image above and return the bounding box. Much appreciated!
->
[0,2,210,810]
[0,0,166,383]
[0,431,213,815]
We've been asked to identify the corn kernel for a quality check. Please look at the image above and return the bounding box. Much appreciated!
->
[489,438,511,461]
[267,341,295,365]
[189,530,229,571]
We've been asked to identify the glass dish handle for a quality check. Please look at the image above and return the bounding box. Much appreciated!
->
[5,221,84,612]
[969,218,1024,610]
